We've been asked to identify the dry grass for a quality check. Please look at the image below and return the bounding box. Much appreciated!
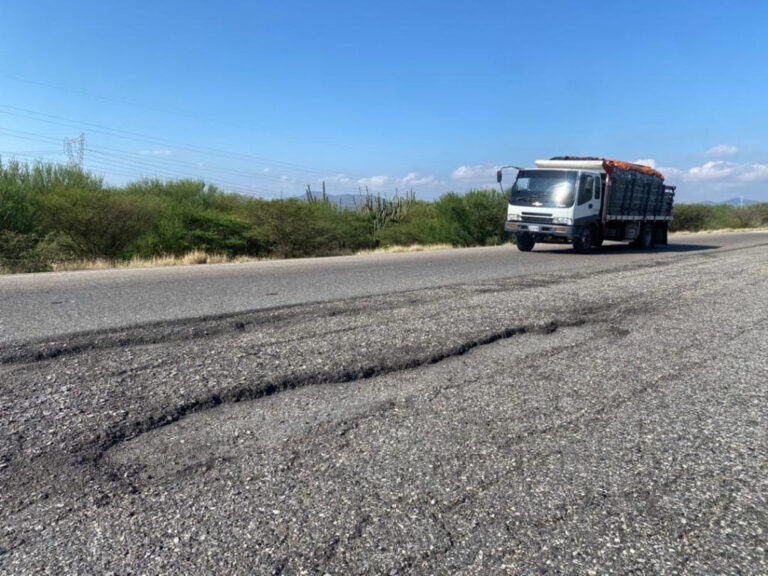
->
[50,250,262,272]
[29,227,768,273]
[670,226,768,236]
[46,244,457,272]
[354,243,454,255]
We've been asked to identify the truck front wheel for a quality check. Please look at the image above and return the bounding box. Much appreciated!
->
[593,228,604,248]
[516,233,535,252]
[573,226,593,253]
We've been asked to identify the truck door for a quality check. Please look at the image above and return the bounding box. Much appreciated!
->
[573,173,600,224]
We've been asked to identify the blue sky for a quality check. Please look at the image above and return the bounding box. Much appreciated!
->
[2,0,767,202]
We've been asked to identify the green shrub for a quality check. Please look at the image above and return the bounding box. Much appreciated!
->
[432,189,508,246]
[461,189,509,245]
[669,203,768,232]
[669,204,709,232]
[3,158,765,273]
[0,171,37,235]
[378,202,448,246]
[0,231,74,273]
[40,187,158,259]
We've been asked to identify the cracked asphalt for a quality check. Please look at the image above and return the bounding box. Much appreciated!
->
[1,239,767,574]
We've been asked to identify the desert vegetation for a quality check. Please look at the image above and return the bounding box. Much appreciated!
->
[668,202,768,232]
[0,160,509,273]
[1,159,766,273]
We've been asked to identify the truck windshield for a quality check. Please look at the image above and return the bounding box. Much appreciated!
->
[509,170,577,208]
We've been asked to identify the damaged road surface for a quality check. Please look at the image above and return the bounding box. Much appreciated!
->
[2,244,768,574]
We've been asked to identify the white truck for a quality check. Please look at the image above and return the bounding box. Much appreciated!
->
[499,157,676,252]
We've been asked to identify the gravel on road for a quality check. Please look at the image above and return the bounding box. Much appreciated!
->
[1,244,767,574]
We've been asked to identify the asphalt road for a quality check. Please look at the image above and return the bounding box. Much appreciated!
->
[0,231,765,344]
[1,233,767,574]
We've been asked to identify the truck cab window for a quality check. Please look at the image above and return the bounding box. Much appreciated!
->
[578,175,594,205]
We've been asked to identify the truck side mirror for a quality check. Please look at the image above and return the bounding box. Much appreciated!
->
[496,169,503,184]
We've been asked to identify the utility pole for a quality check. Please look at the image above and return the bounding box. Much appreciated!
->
[63,133,86,167]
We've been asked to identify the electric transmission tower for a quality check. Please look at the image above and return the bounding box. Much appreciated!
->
[63,133,87,166]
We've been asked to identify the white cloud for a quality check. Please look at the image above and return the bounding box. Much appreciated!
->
[401,172,437,187]
[633,158,656,169]
[357,175,391,190]
[737,163,768,182]
[657,165,683,178]
[705,144,738,157]
[354,172,441,193]
[652,159,768,202]
[450,164,498,181]
[685,161,736,181]
[139,149,173,156]
[320,173,352,185]
[666,160,768,184]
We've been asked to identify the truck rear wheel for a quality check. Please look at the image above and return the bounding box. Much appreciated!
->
[655,222,669,245]
[516,233,535,252]
[640,224,654,249]
[573,226,593,253]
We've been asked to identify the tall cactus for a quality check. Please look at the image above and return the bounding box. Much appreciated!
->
[305,181,329,204]
[355,187,415,243]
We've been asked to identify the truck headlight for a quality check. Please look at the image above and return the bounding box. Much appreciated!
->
[552,217,573,225]
[508,213,522,221]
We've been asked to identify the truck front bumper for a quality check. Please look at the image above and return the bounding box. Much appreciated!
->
[505,221,576,239]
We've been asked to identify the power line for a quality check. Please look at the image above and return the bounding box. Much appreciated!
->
[87,146,364,195]
[0,125,364,196]
[0,149,60,155]
[85,150,299,196]
[0,104,360,178]
[0,140,271,196]
[89,146,293,184]
[0,127,62,146]
[0,71,368,154]
[0,127,281,195]
[85,155,276,196]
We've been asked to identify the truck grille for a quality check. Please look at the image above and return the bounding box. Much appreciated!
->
[521,214,553,224]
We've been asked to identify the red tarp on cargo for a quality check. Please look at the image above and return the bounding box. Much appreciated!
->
[602,159,665,181]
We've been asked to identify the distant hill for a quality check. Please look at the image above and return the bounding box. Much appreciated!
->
[297,193,406,210]
[315,193,367,210]
[700,198,762,207]
[722,197,761,207]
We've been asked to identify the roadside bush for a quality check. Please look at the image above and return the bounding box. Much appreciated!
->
[461,189,509,245]
[253,199,348,257]
[432,189,508,246]
[40,187,158,259]
[669,204,709,232]
[0,232,47,273]
[378,202,447,246]
[0,231,74,273]
[0,172,37,235]
[751,203,768,225]
[669,203,765,232]
[183,210,256,255]
[732,204,768,228]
